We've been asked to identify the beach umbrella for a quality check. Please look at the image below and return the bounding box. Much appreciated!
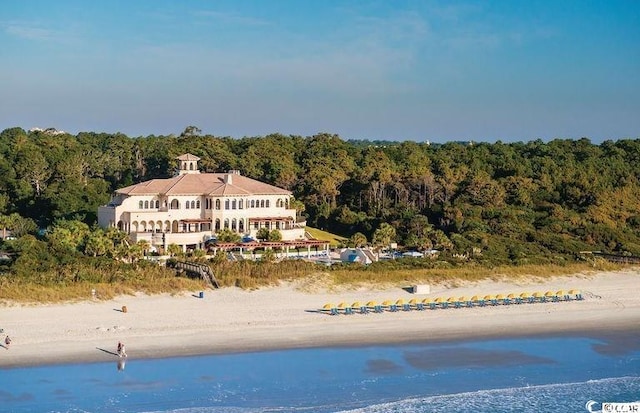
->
[520,292,530,298]
[422,298,433,304]
[337,302,348,309]
[446,297,457,302]
[507,293,516,299]
[568,289,583,300]
[495,294,504,300]
[381,300,393,307]
[556,290,565,296]
[434,297,444,303]
[471,295,479,302]
[352,302,361,308]
[322,303,334,310]
[545,291,555,297]
[458,296,468,302]
[484,295,494,301]
[533,292,543,298]
[366,301,377,307]
[408,298,418,305]
[396,299,405,305]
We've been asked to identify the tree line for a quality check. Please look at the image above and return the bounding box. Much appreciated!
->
[2,126,640,267]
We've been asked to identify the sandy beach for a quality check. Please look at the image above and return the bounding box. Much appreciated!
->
[1,269,639,369]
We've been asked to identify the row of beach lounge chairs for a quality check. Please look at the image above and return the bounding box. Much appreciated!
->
[320,290,583,315]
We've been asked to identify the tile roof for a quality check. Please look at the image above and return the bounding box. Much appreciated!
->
[176,153,200,161]
[116,173,291,197]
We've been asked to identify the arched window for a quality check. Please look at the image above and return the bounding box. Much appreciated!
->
[285,199,289,209]
[260,200,265,208]
[232,199,237,209]
[215,219,220,231]
[186,201,190,209]
[170,199,180,209]
[250,200,255,208]
[189,162,194,170]
[224,219,230,229]
[239,199,244,209]
[215,199,220,210]
[144,200,149,209]
[239,219,244,233]
[225,199,230,210]
[196,200,200,209]
[155,200,160,208]
[265,200,270,208]
[276,199,282,207]
[231,218,237,231]
[190,200,196,209]
[139,201,143,209]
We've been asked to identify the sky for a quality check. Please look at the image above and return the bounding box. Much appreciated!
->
[1,0,639,143]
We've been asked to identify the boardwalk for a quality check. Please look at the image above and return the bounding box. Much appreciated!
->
[174,261,220,288]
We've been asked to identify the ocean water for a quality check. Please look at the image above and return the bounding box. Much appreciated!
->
[1,332,639,413]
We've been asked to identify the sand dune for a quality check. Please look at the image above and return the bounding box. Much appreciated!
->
[1,270,639,368]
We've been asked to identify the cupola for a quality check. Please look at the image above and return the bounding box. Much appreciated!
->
[176,153,201,175]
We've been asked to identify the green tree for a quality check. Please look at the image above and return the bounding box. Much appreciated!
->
[269,229,282,242]
[349,232,368,248]
[217,229,241,243]
[372,223,396,250]
[256,228,270,241]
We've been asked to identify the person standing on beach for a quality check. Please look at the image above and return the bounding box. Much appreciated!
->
[4,335,11,349]
[117,341,127,358]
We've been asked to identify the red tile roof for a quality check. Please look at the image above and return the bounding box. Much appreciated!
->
[116,173,291,197]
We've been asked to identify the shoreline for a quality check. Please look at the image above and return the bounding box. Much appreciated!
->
[1,270,639,369]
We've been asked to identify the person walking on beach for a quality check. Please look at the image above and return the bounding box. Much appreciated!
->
[117,341,127,358]
[4,335,11,349]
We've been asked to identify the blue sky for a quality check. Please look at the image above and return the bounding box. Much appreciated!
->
[1,0,639,142]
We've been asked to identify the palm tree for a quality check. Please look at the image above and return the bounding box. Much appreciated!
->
[167,243,183,257]
[137,240,151,256]
[349,232,368,248]
[372,223,396,252]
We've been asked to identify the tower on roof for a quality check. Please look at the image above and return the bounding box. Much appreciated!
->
[176,154,201,175]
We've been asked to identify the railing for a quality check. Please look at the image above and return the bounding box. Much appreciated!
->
[174,261,219,288]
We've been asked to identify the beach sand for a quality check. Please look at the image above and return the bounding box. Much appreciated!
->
[1,269,639,368]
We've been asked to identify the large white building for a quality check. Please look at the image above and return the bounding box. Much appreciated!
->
[98,154,306,251]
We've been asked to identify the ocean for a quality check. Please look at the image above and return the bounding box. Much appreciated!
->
[2,332,639,413]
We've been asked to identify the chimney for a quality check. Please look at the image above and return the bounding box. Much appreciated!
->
[224,170,240,184]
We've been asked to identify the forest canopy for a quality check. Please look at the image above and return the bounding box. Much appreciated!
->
[2,126,640,266]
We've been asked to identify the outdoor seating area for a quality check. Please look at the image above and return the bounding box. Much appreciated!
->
[319,289,584,315]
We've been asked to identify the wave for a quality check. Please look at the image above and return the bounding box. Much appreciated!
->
[136,376,640,413]
[337,376,640,413]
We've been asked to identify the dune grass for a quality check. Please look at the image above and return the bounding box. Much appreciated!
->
[0,255,628,304]
[329,261,624,288]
